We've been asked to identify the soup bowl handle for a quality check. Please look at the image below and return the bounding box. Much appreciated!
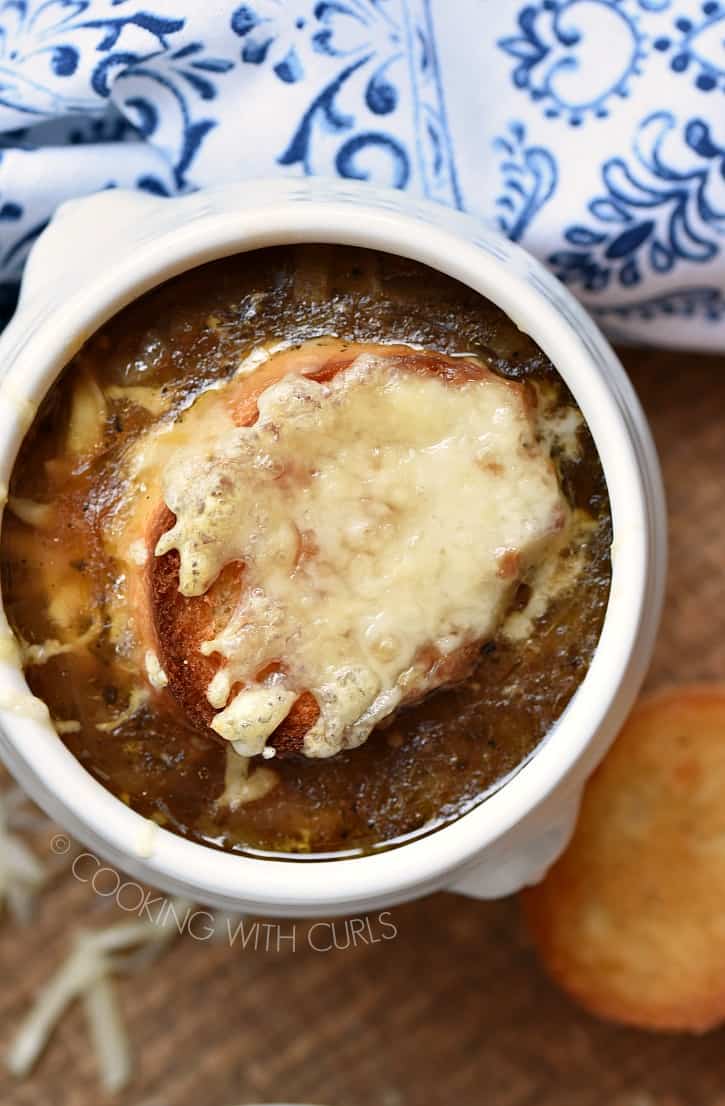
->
[18,190,169,313]
[446,788,582,899]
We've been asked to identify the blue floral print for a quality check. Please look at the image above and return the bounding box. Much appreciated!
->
[550,111,725,290]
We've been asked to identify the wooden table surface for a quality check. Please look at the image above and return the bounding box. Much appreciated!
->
[0,345,723,1106]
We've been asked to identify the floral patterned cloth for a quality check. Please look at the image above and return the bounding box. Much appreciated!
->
[0,0,723,348]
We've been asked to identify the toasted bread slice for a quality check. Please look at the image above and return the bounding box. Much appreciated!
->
[146,504,320,754]
[523,684,725,1033]
[131,339,538,756]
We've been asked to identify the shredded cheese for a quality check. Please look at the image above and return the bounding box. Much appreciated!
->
[66,373,107,456]
[21,617,101,666]
[0,790,201,1096]
[96,686,149,732]
[7,900,191,1092]
[0,787,47,925]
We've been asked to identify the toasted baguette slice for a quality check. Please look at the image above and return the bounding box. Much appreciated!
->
[146,504,320,754]
[523,685,725,1033]
[133,340,526,756]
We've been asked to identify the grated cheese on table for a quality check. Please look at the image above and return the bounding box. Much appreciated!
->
[6,898,193,1093]
[0,787,47,924]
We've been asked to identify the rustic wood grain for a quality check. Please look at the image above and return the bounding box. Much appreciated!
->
[0,346,722,1106]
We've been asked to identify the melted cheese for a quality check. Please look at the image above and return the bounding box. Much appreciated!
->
[0,689,51,723]
[144,651,168,691]
[21,619,101,666]
[54,719,81,734]
[155,348,568,758]
[2,387,36,433]
[96,687,149,733]
[212,685,297,755]
[135,818,158,858]
[0,633,21,666]
[7,498,53,528]
[128,540,148,567]
[235,340,289,377]
[66,373,107,456]
[217,747,278,809]
[503,509,595,643]
[105,385,169,416]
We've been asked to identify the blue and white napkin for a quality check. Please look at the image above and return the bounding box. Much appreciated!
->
[0,0,722,348]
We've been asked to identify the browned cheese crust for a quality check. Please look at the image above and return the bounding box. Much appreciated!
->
[138,342,503,756]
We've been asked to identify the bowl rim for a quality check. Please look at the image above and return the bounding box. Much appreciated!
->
[0,180,664,912]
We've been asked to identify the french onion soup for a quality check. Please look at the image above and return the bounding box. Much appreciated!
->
[0,246,612,856]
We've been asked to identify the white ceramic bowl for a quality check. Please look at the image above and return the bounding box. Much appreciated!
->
[0,179,666,917]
